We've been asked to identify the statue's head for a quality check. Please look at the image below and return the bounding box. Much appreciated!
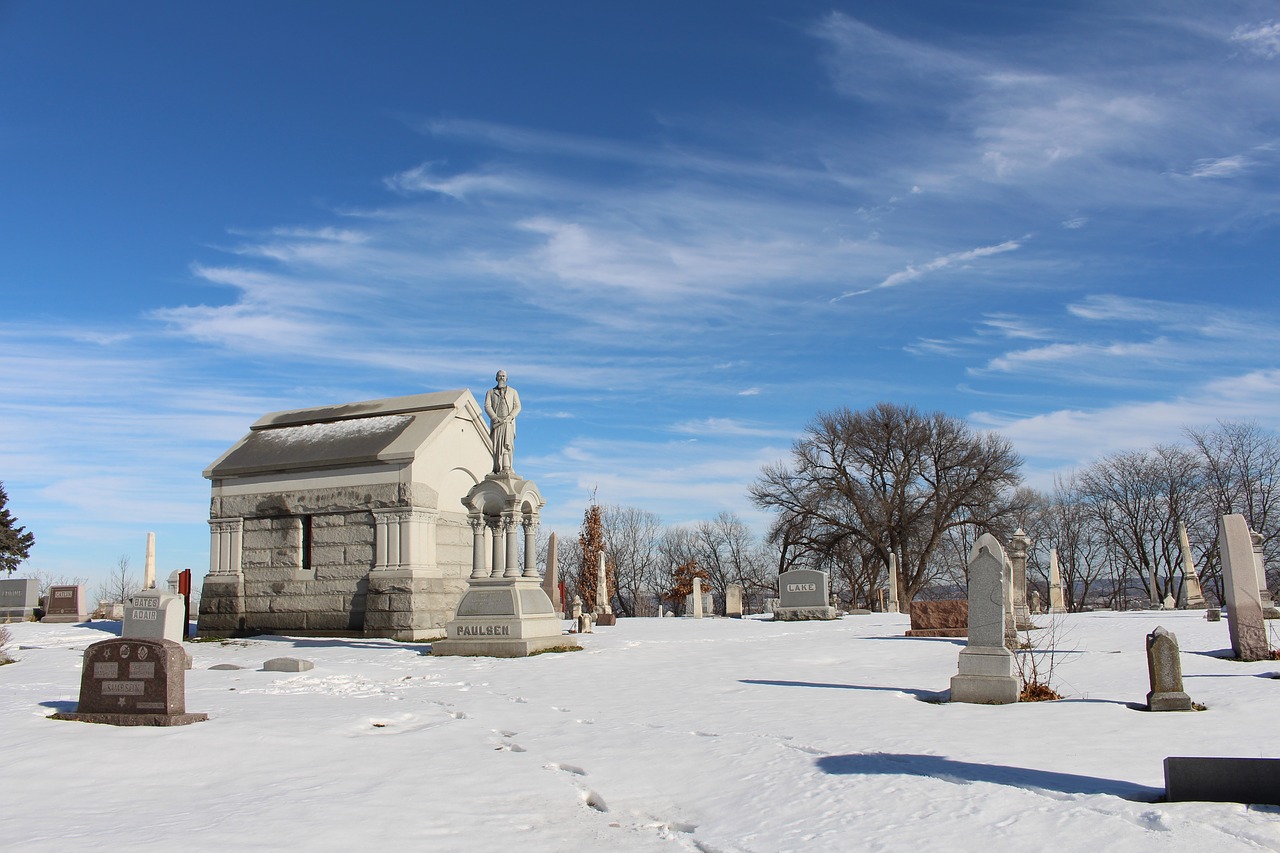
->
[495,370,507,387]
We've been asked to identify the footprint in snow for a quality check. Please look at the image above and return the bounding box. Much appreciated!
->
[546,762,587,776]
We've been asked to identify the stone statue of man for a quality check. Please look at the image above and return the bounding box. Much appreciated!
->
[484,370,521,474]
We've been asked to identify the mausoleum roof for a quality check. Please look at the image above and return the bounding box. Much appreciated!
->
[205,389,491,478]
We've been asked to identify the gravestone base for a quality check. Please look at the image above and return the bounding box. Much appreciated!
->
[1147,690,1193,712]
[594,613,617,627]
[950,645,1019,705]
[430,635,573,657]
[773,606,838,621]
[432,577,576,658]
[38,615,86,624]
[51,711,208,727]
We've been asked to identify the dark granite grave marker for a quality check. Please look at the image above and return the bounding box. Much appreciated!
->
[41,584,87,623]
[51,637,207,726]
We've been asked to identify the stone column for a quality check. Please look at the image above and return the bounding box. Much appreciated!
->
[1251,529,1277,614]
[469,516,487,579]
[207,518,243,576]
[690,577,704,619]
[542,531,561,615]
[596,551,612,615]
[1002,557,1018,648]
[199,518,245,636]
[145,532,156,590]
[489,517,505,578]
[522,516,539,579]
[1048,547,1066,613]
[503,513,520,579]
[887,553,900,614]
[1177,522,1207,608]
[1007,528,1032,630]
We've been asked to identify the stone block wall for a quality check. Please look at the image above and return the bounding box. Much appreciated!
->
[239,511,373,634]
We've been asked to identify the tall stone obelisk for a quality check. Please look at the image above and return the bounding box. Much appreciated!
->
[1048,547,1066,613]
[144,532,156,590]
[1177,522,1207,609]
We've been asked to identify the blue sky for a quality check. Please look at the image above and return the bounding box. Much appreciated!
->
[3,2,1279,587]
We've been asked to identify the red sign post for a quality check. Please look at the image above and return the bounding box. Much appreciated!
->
[178,569,192,638]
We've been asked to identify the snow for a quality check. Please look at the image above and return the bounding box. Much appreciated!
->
[4,611,1280,852]
[258,414,414,444]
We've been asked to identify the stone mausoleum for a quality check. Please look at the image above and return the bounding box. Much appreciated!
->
[197,390,501,640]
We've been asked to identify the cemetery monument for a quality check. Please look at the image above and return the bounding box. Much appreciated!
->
[1220,513,1268,661]
[432,372,573,657]
[41,584,87,623]
[51,637,207,726]
[1177,522,1208,608]
[0,578,38,623]
[1145,626,1193,711]
[950,533,1019,705]
[198,388,495,640]
[774,569,837,621]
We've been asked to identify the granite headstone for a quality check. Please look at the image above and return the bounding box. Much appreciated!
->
[41,584,88,623]
[774,569,837,621]
[51,637,207,726]
[950,533,1019,705]
[0,578,39,622]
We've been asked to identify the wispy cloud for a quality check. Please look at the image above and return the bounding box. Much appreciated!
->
[1187,155,1249,178]
[834,238,1023,300]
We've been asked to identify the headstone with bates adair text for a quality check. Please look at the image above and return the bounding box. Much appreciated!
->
[123,589,186,643]
[774,569,837,621]
[51,637,207,726]
[41,584,88,623]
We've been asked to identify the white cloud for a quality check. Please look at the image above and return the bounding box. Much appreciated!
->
[738,387,761,396]
[974,369,1280,487]
[669,418,793,439]
[1188,155,1249,178]
[1231,21,1280,59]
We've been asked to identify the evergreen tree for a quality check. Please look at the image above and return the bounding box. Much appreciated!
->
[575,500,613,610]
[0,482,35,577]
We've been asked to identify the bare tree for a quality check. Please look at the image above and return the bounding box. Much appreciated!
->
[751,403,1025,609]
[96,555,140,606]
[1022,476,1111,611]
[31,569,89,600]
[1187,420,1280,595]
[599,504,664,617]
[1076,445,1209,607]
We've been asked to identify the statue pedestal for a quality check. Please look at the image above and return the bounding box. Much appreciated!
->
[431,576,573,657]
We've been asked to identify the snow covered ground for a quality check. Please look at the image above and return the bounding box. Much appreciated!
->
[3,611,1280,852]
